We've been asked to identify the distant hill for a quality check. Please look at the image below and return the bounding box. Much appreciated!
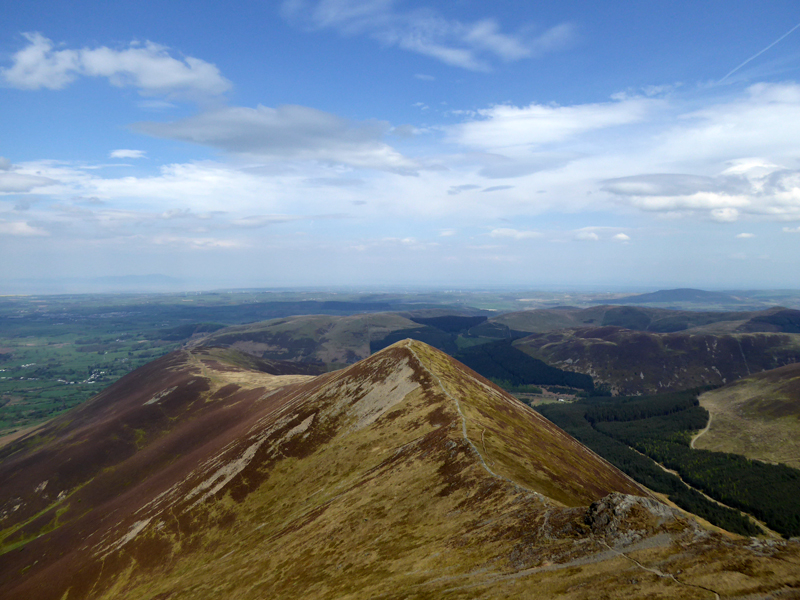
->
[603,288,747,306]
[695,362,800,469]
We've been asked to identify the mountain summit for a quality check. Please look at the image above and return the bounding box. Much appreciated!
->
[1,341,798,599]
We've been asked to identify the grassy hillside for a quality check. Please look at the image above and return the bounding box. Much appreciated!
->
[695,362,800,469]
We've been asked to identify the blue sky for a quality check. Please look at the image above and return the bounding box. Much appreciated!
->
[2,1,800,291]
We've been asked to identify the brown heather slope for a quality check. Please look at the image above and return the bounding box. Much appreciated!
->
[0,341,798,599]
[695,362,800,468]
[516,327,800,395]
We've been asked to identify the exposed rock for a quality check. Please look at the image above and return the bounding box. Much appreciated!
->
[585,492,680,545]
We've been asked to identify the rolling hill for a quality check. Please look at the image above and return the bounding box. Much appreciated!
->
[3,341,799,599]
[490,305,800,335]
[514,327,800,396]
[197,307,800,398]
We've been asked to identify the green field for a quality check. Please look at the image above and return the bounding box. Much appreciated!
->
[0,324,180,435]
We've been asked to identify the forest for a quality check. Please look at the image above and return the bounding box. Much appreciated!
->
[538,389,800,537]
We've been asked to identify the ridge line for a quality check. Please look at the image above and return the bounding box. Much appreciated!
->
[404,341,542,499]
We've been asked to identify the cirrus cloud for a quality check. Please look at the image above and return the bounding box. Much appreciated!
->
[281,0,575,71]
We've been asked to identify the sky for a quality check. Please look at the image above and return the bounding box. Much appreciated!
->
[2,0,800,292]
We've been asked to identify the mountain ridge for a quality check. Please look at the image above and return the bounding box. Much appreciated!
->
[1,341,799,599]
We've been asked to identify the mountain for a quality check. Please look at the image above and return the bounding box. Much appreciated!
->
[515,327,800,396]
[2,342,799,599]
[695,362,800,469]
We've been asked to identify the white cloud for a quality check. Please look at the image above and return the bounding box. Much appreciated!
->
[711,207,740,222]
[489,228,540,240]
[0,157,57,193]
[0,220,48,236]
[655,83,800,164]
[450,97,654,151]
[110,149,146,159]
[281,1,575,71]
[152,235,243,249]
[135,104,419,174]
[574,230,599,241]
[612,233,631,241]
[440,82,800,221]
[736,232,755,238]
[0,172,55,193]
[439,229,457,237]
[784,226,800,233]
[414,73,435,81]
[602,174,745,197]
[1,33,230,98]
[604,167,800,222]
